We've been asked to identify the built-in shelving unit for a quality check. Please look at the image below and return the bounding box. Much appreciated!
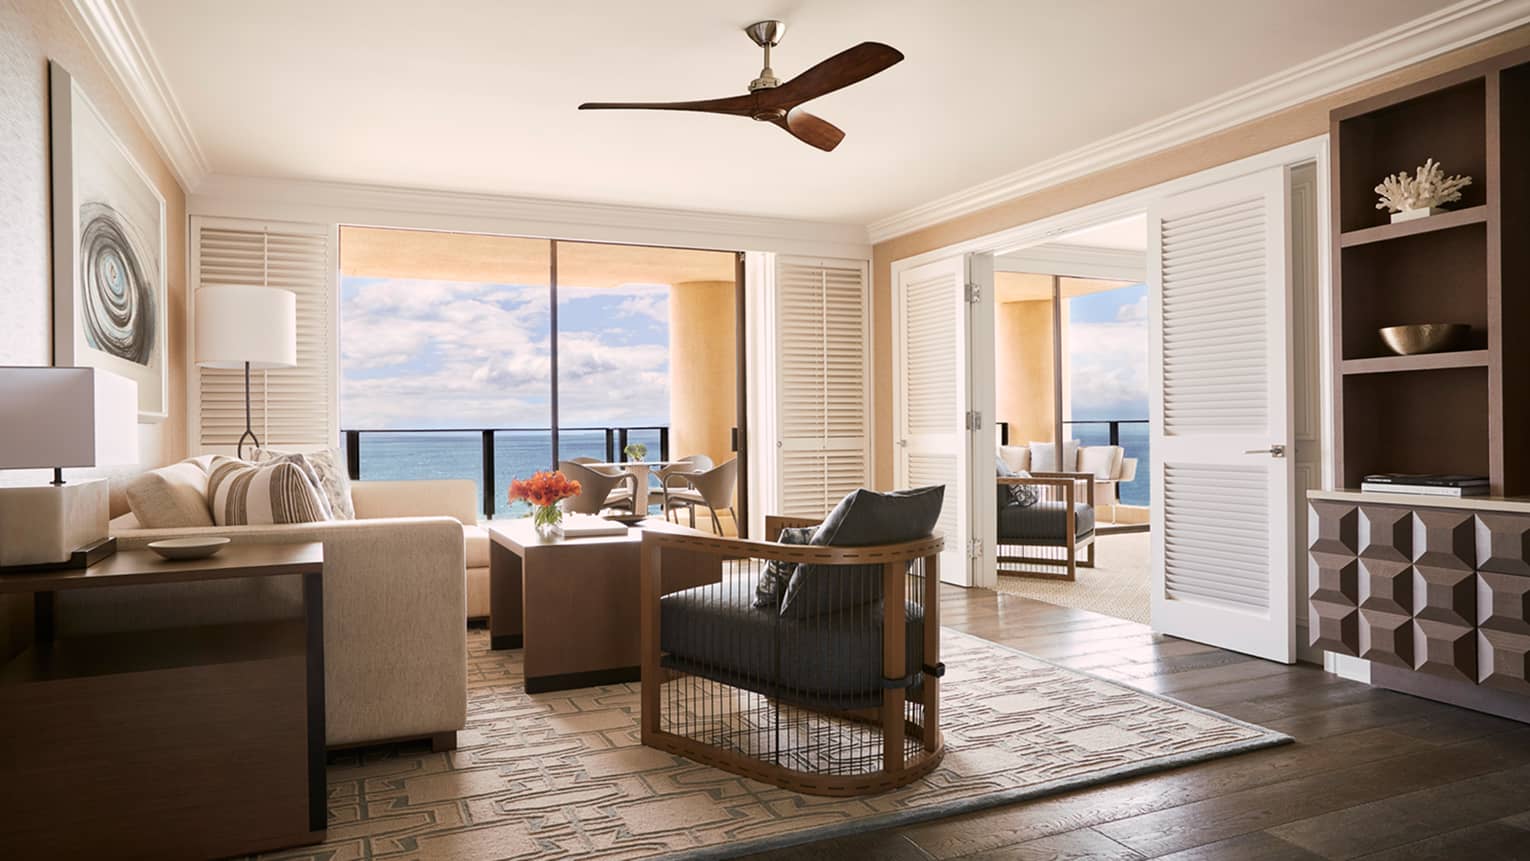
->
[1331,47,1530,496]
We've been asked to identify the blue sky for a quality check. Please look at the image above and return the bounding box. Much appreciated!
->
[1066,282,1148,422]
[339,276,671,429]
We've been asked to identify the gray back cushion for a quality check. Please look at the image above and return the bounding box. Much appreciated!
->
[779,485,945,618]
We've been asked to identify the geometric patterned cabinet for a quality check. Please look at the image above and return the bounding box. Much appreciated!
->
[1309,500,1530,697]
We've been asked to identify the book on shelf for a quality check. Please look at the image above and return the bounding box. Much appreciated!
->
[1362,473,1488,487]
[1360,478,1490,497]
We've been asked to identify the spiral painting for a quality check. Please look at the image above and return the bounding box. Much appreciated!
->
[50,61,167,419]
[78,202,156,366]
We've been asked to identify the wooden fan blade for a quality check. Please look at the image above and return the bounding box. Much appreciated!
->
[774,109,846,152]
[577,94,755,116]
[762,42,903,109]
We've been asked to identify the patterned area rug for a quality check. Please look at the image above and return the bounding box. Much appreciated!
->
[258,627,1286,861]
[996,531,1151,624]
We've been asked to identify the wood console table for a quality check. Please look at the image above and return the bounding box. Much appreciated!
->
[487,519,717,692]
[0,543,326,859]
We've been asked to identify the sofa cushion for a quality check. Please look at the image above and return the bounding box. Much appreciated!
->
[463,524,490,569]
[995,455,1038,508]
[779,485,944,619]
[998,444,1031,473]
[1028,440,1080,473]
[254,446,355,520]
[998,500,1095,543]
[206,456,331,526]
[753,525,814,609]
[124,460,215,528]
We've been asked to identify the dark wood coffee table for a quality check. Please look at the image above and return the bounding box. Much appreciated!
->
[0,543,326,858]
[487,519,718,692]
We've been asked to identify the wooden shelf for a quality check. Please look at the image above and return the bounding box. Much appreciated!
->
[0,620,306,685]
[1341,350,1490,375]
[1340,205,1488,247]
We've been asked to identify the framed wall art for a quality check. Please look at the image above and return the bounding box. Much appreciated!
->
[49,60,167,421]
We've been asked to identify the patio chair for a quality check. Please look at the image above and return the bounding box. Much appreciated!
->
[660,458,737,534]
[996,461,1096,581]
[640,486,946,796]
[558,459,637,514]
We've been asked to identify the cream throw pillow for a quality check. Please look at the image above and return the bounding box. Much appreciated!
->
[124,460,215,528]
[254,446,355,520]
[207,456,331,526]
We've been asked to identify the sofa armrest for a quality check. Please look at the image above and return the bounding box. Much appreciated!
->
[86,516,467,746]
[351,479,478,524]
[1117,458,1138,483]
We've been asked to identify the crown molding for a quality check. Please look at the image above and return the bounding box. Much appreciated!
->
[189,174,873,260]
[867,0,1530,244]
[995,243,1146,282]
[64,0,209,192]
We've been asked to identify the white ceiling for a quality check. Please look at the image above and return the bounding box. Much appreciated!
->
[130,0,1450,225]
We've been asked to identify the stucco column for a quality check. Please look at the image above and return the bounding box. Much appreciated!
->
[668,281,737,470]
[994,298,1056,446]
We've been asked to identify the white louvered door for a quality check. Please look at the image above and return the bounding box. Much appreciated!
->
[894,255,981,587]
[190,217,337,454]
[774,257,870,519]
[1149,167,1296,663]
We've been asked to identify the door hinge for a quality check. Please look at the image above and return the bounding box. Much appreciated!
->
[964,282,981,303]
[967,538,984,559]
[965,410,982,431]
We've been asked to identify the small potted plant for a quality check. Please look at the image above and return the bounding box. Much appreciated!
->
[1375,158,1472,223]
[509,470,581,539]
[623,442,648,462]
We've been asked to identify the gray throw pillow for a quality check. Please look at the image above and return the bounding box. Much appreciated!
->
[995,455,1039,508]
[254,446,355,520]
[754,526,815,608]
[779,485,945,619]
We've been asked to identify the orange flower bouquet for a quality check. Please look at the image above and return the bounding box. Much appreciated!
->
[509,470,582,536]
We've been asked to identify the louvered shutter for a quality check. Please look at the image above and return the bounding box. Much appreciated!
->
[190,217,336,453]
[1148,167,1295,663]
[775,257,869,518]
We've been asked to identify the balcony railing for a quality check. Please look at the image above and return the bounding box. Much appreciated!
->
[996,419,1148,447]
[342,426,669,520]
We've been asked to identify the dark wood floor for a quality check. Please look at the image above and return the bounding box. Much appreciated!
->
[745,586,1530,861]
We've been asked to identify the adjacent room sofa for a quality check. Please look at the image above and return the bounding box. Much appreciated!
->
[80,478,482,750]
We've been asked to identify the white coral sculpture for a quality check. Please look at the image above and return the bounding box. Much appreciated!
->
[1374,158,1472,212]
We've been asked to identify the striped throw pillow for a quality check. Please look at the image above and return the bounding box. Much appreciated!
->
[207,456,331,526]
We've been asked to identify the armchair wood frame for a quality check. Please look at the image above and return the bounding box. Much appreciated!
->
[639,520,945,796]
[997,471,1096,582]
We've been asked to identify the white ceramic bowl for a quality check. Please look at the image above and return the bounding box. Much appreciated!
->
[147,537,231,561]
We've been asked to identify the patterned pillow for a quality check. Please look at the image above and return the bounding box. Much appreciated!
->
[754,526,815,608]
[995,455,1039,508]
[254,446,354,519]
[207,456,331,526]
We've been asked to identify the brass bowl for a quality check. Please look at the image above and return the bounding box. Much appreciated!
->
[1378,323,1470,356]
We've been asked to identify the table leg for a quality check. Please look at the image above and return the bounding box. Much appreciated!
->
[632,464,650,514]
[302,572,326,835]
[490,541,524,650]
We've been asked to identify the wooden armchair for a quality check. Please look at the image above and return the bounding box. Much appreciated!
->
[996,471,1096,581]
[638,515,945,796]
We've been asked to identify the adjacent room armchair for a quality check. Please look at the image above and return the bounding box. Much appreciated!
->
[639,487,946,796]
[995,460,1096,581]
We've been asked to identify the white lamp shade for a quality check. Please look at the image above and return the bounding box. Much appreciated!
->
[0,367,139,469]
[195,284,298,370]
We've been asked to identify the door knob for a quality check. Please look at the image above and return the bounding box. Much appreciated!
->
[1243,444,1286,458]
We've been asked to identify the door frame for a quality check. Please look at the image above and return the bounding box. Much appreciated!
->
[887,135,1333,611]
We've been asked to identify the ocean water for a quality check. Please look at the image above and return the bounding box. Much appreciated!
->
[348,429,665,518]
[1065,423,1151,507]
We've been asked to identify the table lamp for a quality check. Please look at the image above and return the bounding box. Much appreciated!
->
[0,366,138,570]
[194,284,297,460]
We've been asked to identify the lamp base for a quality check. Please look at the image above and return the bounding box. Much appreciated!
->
[0,536,117,574]
[0,479,111,567]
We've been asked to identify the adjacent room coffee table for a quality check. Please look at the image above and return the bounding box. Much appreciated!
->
[486,518,718,693]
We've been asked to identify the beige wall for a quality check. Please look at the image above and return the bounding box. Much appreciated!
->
[995,298,1055,446]
[668,281,737,472]
[0,0,188,657]
[870,25,1530,488]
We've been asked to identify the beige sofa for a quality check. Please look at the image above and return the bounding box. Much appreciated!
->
[999,442,1138,521]
[81,478,484,750]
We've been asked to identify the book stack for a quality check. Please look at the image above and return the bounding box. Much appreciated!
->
[1360,474,1490,497]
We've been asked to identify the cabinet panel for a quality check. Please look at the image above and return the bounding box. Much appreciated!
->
[1359,609,1413,667]
[1412,617,1477,682]
[1475,513,1530,577]
[1478,629,1530,694]
[1358,505,1412,562]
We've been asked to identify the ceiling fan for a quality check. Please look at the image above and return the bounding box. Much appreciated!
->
[578,21,903,152]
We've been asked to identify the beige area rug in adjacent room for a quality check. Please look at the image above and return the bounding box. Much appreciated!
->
[258,625,1284,861]
[996,530,1151,624]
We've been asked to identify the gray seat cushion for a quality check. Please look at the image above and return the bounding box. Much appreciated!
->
[779,485,944,619]
[662,577,926,711]
[997,500,1095,543]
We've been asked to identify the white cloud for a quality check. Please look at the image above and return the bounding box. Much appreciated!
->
[613,292,669,324]
[1067,318,1148,416]
[1115,295,1147,322]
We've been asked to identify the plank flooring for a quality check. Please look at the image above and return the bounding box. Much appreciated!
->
[743,587,1530,861]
